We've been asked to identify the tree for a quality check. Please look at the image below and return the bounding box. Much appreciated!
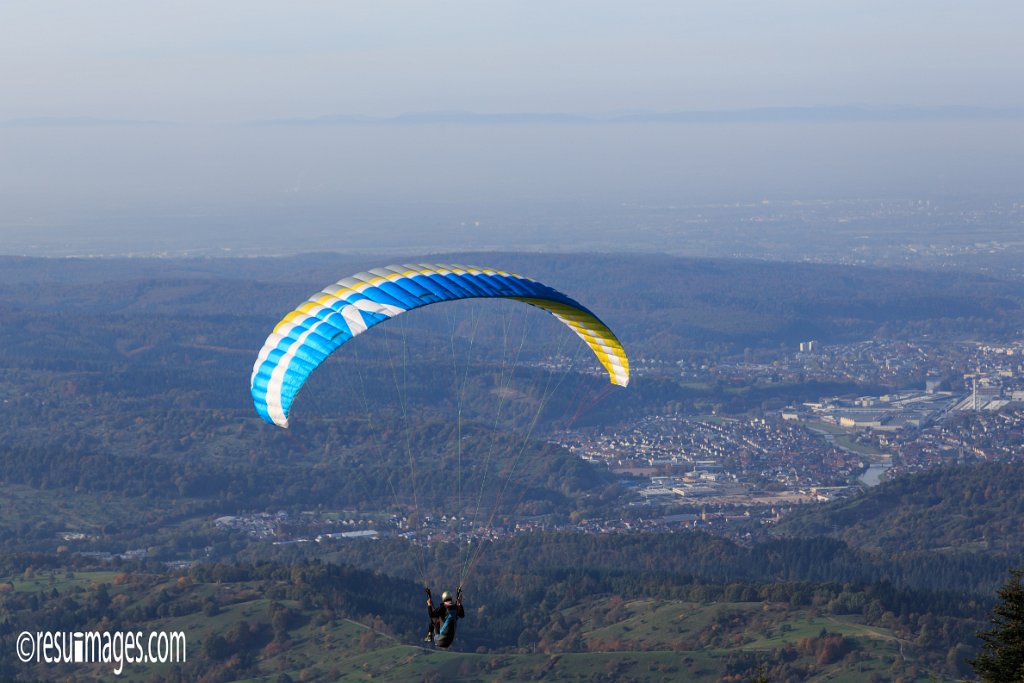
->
[972,568,1024,682]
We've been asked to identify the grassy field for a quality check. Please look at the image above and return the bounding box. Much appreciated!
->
[3,572,956,682]
[805,420,888,458]
[0,481,206,557]
[832,433,886,457]
[2,568,122,594]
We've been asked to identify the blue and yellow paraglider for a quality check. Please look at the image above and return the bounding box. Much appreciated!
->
[251,263,629,428]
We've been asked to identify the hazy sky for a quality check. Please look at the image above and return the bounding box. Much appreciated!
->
[1,1,1022,254]
[4,0,1023,120]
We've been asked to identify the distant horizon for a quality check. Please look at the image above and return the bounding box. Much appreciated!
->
[1,197,1021,284]
[5,103,1024,128]
[3,1,1021,264]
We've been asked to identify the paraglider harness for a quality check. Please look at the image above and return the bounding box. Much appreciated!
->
[425,587,464,649]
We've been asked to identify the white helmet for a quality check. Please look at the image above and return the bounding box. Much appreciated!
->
[441,591,453,602]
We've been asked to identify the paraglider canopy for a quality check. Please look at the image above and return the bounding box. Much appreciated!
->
[251,263,629,428]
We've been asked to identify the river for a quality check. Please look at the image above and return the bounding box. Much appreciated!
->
[859,463,891,487]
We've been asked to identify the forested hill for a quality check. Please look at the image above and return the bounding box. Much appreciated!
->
[773,462,1024,558]
[470,253,1024,355]
[1,252,1021,360]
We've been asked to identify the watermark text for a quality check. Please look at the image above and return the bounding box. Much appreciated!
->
[17,629,186,675]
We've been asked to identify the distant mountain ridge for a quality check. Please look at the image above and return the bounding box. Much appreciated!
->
[9,106,1021,129]
[260,105,1024,126]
